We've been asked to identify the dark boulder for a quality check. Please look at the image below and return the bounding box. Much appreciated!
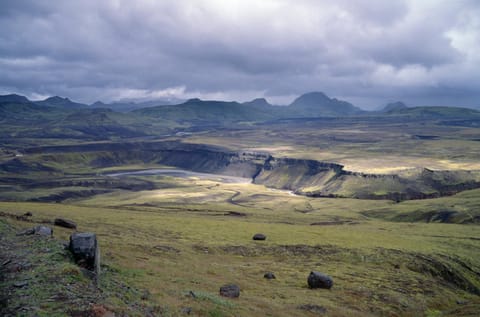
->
[264,272,276,279]
[54,218,77,229]
[23,212,32,217]
[219,284,240,298]
[253,233,266,241]
[307,271,333,289]
[69,232,99,273]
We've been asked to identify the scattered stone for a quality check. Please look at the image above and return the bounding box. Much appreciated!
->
[224,211,247,217]
[17,226,53,236]
[307,271,333,289]
[264,272,276,279]
[54,218,77,229]
[252,233,266,241]
[23,212,32,217]
[181,307,192,315]
[34,225,53,236]
[2,259,11,266]
[13,281,29,288]
[69,232,99,273]
[16,228,35,236]
[219,284,240,298]
[297,304,327,314]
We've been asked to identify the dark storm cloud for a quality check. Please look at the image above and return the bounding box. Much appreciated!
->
[0,0,479,108]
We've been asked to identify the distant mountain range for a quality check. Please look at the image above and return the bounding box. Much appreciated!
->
[1,91,479,141]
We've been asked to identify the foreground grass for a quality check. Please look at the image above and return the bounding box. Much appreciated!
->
[0,218,164,316]
[1,176,479,316]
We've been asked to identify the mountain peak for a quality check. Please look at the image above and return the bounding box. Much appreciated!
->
[288,91,362,116]
[382,101,407,112]
[0,94,30,104]
[290,92,330,106]
[45,96,69,102]
[36,96,87,109]
[91,101,106,107]
[243,98,272,108]
[185,98,202,104]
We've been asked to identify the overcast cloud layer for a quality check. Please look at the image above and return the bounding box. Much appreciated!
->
[0,0,479,108]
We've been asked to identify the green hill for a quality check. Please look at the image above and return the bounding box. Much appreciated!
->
[133,98,275,123]
[287,92,364,116]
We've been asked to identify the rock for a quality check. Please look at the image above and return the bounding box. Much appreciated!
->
[264,272,276,279]
[23,212,32,217]
[34,225,53,236]
[54,218,77,229]
[1,259,11,266]
[17,226,53,236]
[307,271,333,289]
[181,307,192,315]
[219,284,240,298]
[69,232,99,273]
[253,233,266,241]
[13,281,29,288]
[16,228,35,236]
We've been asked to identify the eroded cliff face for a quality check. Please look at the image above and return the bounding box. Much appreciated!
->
[252,157,480,201]
[12,140,480,201]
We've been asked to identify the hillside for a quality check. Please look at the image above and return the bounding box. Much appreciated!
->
[133,98,276,123]
[35,96,88,109]
[288,92,364,116]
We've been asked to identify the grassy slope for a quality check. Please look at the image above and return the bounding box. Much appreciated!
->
[1,175,479,316]
[0,218,163,316]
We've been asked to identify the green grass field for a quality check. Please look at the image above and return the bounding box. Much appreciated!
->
[2,173,479,316]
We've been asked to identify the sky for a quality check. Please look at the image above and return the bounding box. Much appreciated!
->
[0,0,479,109]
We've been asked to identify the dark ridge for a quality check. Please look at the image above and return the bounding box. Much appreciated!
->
[0,94,31,104]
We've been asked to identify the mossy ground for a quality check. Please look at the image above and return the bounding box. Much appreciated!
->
[0,218,165,316]
[1,173,479,316]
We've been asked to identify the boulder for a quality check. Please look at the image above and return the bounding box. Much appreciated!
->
[307,271,333,289]
[252,233,266,241]
[23,212,32,217]
[69,232,99,273]
[54,218,77,229]
[34,225,53,236]
[264,272,276,279]
[219,284,240,298]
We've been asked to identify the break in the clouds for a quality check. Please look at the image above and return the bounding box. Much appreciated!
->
[0,0,479,108]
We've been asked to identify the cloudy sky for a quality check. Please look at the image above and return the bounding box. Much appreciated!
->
[0,0,479,109]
